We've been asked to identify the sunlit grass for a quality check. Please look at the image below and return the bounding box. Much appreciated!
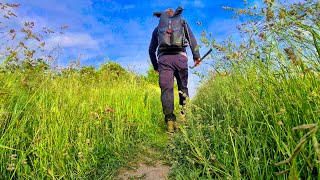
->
[1,0,319,179]
[0,65,167,179]
[168,0,320,179]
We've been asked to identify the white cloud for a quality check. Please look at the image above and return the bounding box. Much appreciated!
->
[45,33,99,50]
[124,4,135,9]
[194,0,205,8]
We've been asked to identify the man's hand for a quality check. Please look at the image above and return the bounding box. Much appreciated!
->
[194,58,201,67]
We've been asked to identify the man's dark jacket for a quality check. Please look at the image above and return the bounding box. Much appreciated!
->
[149,23,200,71]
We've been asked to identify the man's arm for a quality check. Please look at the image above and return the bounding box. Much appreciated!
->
[184,22,200,61]
[149,27,159,71]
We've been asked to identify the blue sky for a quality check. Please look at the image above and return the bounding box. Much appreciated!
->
[5,0,262,96]
[7,0,254,67]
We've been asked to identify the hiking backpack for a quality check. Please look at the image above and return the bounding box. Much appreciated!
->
[153,6,190,52]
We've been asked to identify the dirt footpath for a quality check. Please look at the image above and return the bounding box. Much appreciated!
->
[116,161,170,180]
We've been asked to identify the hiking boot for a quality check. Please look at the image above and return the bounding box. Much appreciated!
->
[167,120,175,134]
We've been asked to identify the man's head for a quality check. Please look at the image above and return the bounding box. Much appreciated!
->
[165,8,174,17]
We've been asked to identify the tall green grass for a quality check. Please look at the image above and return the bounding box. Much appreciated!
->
[0,63,166,179]
[169,65,319,179]
[169,0,320,179]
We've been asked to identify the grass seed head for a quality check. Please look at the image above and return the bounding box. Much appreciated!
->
[259,33,266,41]
[278,9,286,19]
[266,7,274,22]
[7,163,15,171]
[284,48,300,65]
[10,154,17,161]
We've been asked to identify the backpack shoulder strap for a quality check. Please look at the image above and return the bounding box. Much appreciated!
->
[182,19,192,47]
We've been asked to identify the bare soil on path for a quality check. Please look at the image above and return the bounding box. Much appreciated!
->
[115,146,171,180]
[116,160,170,180]
[116,118,183,179]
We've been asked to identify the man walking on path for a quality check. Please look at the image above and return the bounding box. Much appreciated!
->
[149,7,201,133]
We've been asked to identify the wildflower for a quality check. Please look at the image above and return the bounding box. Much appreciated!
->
[104,107,115,113]
[10,154,17,161]
[78,152,84,159]
[22,159,27,165]
[278,121,284,126]
[254,157,260,161]
[7,163,15,171]
[210,154,216,161]
[85,139,91,145]
[90,112,100,119]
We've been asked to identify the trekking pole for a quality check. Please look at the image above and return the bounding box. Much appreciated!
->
[189,48,213,69]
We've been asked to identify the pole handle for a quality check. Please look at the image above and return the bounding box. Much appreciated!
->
[189,48,213,69]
